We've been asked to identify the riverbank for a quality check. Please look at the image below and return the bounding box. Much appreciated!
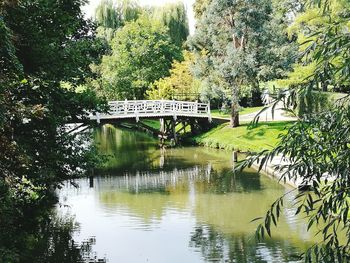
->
[192,121,303,187]
[193,121,294,153]
[252,156,302,188]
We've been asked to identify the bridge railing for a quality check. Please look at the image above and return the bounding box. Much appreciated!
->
[105,100,211,119]
[91,100,211,123]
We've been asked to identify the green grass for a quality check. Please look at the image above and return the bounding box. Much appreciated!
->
[211,106,264,119]
[194,121,294,152]
[141,119,160,130]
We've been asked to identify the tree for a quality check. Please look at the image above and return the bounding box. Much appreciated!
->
[95,0,141,41]
[3,0,105,84]
[280,0,350,92]
[147,51,200,100]
[190,0,296,127]
[97,15,181,99]
[0,0,104,225]
[152,2,189,48]
[240,0,350,261]
[0,1,108,261]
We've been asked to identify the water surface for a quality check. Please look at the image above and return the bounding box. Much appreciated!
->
[57,125,314,262]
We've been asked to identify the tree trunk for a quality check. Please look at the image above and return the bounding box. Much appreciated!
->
[230,85,240,127]
[322,82,328,92]
[230,105,239,127]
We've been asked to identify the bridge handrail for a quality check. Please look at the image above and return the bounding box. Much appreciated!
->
[92,100,211,123]
[107,100,210,116]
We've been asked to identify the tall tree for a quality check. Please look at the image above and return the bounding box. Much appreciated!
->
[0,1,107,261]
[97,15,181,99]
[95,0,141,41]
[190,0,296,127]
[0,0,104,208]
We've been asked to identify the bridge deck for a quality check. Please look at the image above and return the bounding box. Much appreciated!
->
[90,100,211,123]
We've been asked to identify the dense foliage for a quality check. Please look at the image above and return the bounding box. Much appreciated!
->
[3,0,106,83]
[94,15,181,99]
[0,0,105,261]
[95,0,141,41]
[91,1,189,100]
[147,51,200,100]
[152,2,189,48]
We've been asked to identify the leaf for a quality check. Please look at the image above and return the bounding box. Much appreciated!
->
[307,218,315,231]
[250,217,263,223]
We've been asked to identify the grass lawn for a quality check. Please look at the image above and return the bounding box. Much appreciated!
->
[194,121,294,152]
[211,106,264,119]
[140,119,160,130]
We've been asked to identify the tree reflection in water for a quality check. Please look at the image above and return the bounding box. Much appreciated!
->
[189,224,302,263]
[0,210,106,263]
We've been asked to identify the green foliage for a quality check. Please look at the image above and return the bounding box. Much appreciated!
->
[0,1,109,261]
[96,15,181,99]
[193,0,212,19]
[240,1,350,261]
[147,51,200,100]
[6,79,103,187]
[295,90,340,117]
[3,0,106,84]
[279,0,350,91]
[0,19,22,78]
[0,0,105,245]
[152,2,189,47]
[277,62,317,88]
[92,2,190,99]
[95,0,141,41]
[95,0,141,29]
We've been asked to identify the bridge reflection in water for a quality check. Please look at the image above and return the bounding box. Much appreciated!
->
[60,164,312,262]
[56,127,317,263]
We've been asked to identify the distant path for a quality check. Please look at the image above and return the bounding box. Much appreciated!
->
[212,103,297,123]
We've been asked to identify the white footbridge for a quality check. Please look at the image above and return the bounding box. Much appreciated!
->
[90,100,212,123]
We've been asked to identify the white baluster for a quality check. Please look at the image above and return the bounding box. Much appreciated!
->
[124,99,128,115]
[172,100,177,120]
[208,101,212,122]
[96,112,100,124]
[135,101,139,121]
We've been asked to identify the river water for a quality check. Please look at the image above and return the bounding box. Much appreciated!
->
[56,125,314,263]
